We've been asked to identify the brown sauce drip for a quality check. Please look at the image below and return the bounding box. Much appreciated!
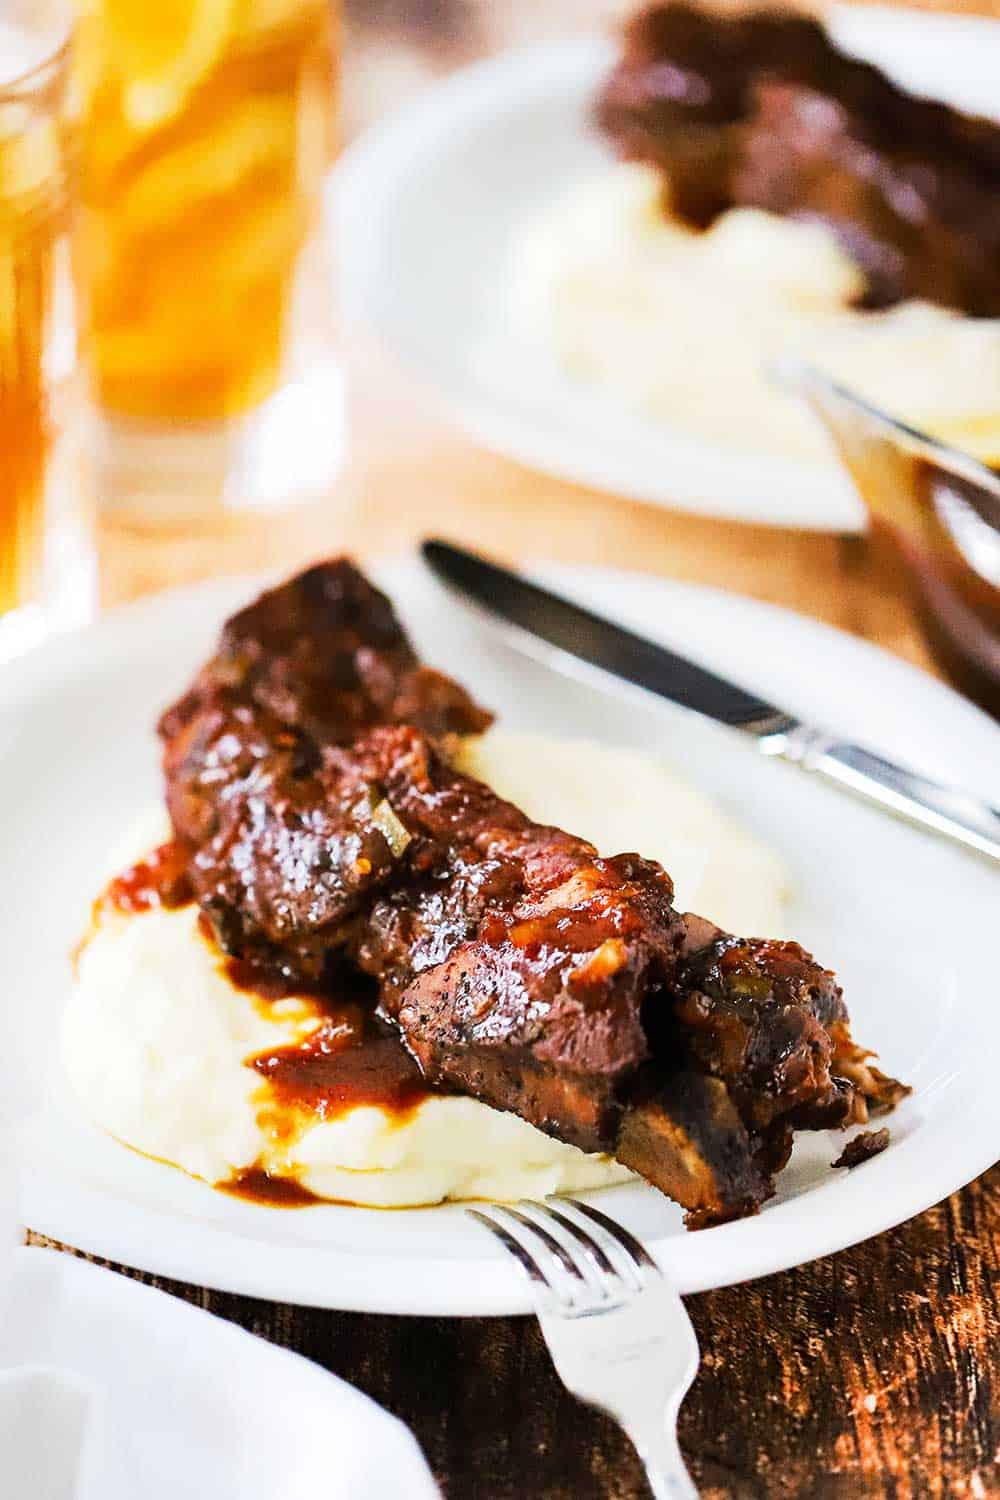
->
[102,840,194,914]
[219,945,337,1005]
[223,978,433,1209]
[221,946,435,1123]
[250,1010,432,1122]
[217,1166,324,1208]
[96,843,438,1203]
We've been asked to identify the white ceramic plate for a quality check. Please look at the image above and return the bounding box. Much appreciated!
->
[5,558,999,1314]
[1,1248,437,1497]
[332,7,1000,532]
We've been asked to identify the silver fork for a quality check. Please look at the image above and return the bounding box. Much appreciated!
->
[468,1197,700,1499]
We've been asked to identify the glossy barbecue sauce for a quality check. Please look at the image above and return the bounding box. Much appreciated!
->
[77,841,195,966]
[219,1007,432,1207]
[224,956,431,1124]
[217,1168,324,1207]
[101,843,435,1207]
[101,841,194,915]
[223,962,435,1207]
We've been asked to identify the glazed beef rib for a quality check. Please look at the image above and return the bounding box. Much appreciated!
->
[596,3,1000,315]
[159,561,491,976]
[159,561,904,1226]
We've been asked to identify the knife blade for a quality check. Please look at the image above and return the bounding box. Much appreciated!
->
[422,539,1000,865]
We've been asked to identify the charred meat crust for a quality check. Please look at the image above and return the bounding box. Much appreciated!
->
[158,560,906,1227]
[832,1128,891,1169]
[596,3,1000,315]
[160,559,492,851]
[672,918,853,1133]
[617,1070,771,1229]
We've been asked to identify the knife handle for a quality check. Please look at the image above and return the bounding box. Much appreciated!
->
[752,719,1000,864]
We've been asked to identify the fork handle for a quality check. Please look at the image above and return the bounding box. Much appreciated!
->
[625,1418,699,1499]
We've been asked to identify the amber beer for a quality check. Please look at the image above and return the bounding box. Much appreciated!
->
[0,28,66,620]
[74,0,336,425]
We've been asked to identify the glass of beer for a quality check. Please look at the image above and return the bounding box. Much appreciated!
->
[73,0,341,523]
[0,1,91,658]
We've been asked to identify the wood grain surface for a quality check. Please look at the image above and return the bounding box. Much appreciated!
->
[50,2,1000,1497]
[33,1167,1000,1498]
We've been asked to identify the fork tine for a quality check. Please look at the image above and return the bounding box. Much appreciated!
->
[467,1208,556,1295]
[561,1197,661,1275]
[522,1200,625,1290]
[496,1205,591,1290]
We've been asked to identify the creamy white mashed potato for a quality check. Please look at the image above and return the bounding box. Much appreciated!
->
[61,729,788,1207]
[511,162,1000,463]
[453,732,787,936]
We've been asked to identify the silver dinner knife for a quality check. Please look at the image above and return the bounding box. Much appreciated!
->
[422,539,1000,865]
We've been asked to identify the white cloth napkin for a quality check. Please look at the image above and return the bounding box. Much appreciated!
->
[0,1144,438,1498]
[0,1361,97,1500]
[0,1135,97,1500]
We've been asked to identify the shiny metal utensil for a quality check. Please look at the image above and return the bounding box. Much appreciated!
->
[469,1197,699,1499]
[775,358,1000,720]
[422,539,1000,864]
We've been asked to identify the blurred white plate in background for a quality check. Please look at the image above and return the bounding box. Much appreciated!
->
[332,7,1000,531]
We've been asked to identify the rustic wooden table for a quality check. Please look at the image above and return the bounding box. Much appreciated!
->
[43,2,1000,1495]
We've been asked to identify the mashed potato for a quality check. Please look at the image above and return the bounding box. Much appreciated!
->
[61,729,788,1207]
[511,162,1000,463]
